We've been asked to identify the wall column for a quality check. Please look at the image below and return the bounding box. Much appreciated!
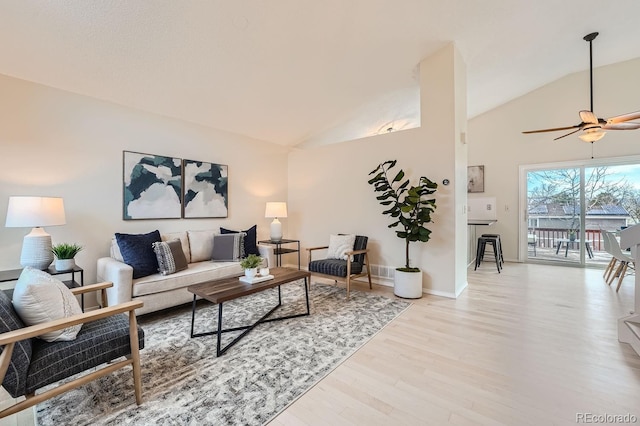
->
[419,44,468,297]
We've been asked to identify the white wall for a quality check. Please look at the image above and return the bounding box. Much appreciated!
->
[288,45,468,298]
[468,57,640,260]
[0,74,289,291]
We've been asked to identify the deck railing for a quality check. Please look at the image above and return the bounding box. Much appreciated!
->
[528,228,604,251]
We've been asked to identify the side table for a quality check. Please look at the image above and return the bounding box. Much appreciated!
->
[0,265,85,311]
[258,239,301,269]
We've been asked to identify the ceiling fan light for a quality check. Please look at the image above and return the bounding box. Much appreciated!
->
[578,129,606,142]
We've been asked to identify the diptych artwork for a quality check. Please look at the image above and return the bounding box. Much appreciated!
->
[122,151,229,220]
[123,151,182,220]
[182,159,228,218]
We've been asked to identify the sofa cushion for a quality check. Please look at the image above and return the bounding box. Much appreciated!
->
[115,230,162,279]
[211,233,245,262]
[0,290,32,398]
[220,225,259,256]
[188,230,217,262]
[153,240,189,275]
[309,259,363,277]
[326,234,356,261]
[132,261,244,297]
[161,231,191,264]
[12,267,83,342]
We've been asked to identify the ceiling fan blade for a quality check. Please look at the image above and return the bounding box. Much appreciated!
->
[522,125,580,134]
[606,110,640,124]
[553,129,581,140]
[579,110,598,124]
[603,122,640,130]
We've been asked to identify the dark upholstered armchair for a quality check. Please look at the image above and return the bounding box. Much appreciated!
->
[307,235,372,298]
[0,282,144,418]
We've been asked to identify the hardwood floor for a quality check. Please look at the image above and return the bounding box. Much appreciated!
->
[271,263,640,425]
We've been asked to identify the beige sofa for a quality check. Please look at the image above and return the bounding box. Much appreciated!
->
[96,230,275,315]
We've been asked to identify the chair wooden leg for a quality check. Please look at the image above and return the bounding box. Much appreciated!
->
[606,262,619,286]
[604,258,616,284]
[616,262,629,292]
[346,258,352,299]
[606,259,619,285]
[129,311,143,405]
[603,257,615,279]
[365,253,372,289]
[608,262,624,286]
[101,288,108,308]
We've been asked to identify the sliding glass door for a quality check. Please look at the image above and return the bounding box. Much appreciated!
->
[527,167,582,264]
[524,159,640,266]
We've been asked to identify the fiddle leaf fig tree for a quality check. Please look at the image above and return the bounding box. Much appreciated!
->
[368,160,437,272]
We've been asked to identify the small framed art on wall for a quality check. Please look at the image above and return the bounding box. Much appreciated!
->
[467,165,485,193]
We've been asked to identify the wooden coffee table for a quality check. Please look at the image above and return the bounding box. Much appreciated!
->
[187,267,311,356]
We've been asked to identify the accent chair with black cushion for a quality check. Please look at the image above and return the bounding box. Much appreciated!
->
[0,282,144,418]
[307,234,372,299]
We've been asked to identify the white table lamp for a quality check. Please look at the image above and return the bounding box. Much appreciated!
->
[5,196,66,270]
[265,202,287,242]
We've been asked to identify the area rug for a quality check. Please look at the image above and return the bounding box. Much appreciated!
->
[36,282,410,425]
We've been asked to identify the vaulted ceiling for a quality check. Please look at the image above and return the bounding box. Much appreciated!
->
[1,1,640,147]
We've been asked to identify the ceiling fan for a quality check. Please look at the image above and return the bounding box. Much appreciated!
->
[522,32,640,142]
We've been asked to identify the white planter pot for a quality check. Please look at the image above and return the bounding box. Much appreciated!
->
[244,268,258,279]
[394,269,423,299]
[55,258,76,271]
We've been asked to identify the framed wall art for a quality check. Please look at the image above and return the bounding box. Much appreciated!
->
[467,165,485,193]
[123,151,182,220]
[182,159,228,218]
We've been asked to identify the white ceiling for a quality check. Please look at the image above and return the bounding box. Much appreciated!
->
[2,1,640,147]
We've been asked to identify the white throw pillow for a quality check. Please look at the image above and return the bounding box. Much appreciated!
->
[188,230,217,262]
[12,267,83,342]
[326,234,356,261]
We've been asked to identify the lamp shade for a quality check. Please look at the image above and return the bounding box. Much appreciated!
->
[5,196,66,228]
[265,202,287,218]
[5,196,66,270]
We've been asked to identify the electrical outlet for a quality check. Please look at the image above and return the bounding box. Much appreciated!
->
[486,204,492,211]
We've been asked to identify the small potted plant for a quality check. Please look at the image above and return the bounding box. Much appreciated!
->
[51,243,83,271]
[240,254,263,279]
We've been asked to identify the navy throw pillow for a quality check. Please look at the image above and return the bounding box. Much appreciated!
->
[115,230,162,279]
[220,225,259,256]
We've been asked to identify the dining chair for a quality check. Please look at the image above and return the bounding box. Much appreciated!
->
[603,231,635,291]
